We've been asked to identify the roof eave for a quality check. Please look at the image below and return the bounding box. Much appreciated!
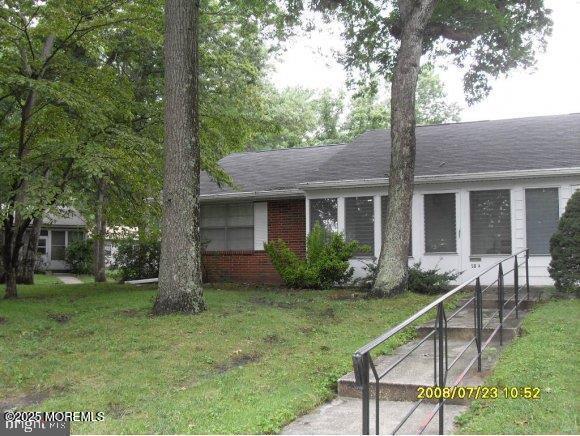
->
[298,167,580,190]
[200,188,304,202]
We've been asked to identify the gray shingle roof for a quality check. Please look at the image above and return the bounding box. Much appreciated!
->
[201,113,580,196]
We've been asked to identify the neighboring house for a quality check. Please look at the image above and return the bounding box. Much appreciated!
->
[200,114,580,286]
[39,210,87,271]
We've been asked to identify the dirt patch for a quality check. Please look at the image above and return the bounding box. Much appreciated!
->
[250,296,298,309]
[215,351,260,374]
[0,391,50,412]
[263,334,284,344]
[299,326,315,335]
[328,290,366,301]
[0,317,6,324]
[107,402,128,419]
[119,308,140,317]
[320,307,336,318]
[47,313,71,324]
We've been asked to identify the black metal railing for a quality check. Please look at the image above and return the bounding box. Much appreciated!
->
[353,249,531,435]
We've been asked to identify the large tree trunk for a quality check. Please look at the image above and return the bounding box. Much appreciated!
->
[93,178,107,282]
[153,0,206,314]
[17,216,42,284]
[372,0,436,297]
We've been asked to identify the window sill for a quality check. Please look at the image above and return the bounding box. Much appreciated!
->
[424,252,458,255]
[202,250,256,256]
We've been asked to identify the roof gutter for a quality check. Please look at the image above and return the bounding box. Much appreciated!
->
[200,188,304,202]
[298,167,580,190]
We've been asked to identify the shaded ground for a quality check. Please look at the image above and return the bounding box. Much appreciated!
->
[0,281,435,434]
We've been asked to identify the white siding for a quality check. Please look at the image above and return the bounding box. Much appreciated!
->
[253,202,268,251]
[304,174,580,287]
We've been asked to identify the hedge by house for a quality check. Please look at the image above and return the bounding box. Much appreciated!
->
[548,191,579,292]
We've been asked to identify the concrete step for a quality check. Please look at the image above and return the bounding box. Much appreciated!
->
[282,396,467,435]
[338,338,503,405]
[415,307,526,341]
[457,292,538,310]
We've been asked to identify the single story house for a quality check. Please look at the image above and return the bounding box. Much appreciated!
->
[200,113,580,286]
[38,210,87,271]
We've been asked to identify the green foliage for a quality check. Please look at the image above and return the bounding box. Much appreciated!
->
[264,223,362,288]
[356,260,459,294]
[456,299,579,434]
[0,281,433,433]
[114,239,160,282]
[252,66,460,150]
[65,239,93,275]
[549,191,580,293]
[306,0,552,104]
[407,263,460,295]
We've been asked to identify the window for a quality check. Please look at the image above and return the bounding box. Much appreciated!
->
[470,190,512,255]
[200,203,254,251]
[345,196,374,255]
[381,196,412,256]
[51,230,66,260]
[37,238,47,255]
[68,230,84,243]
[310,198,338,233]
[526,188,559,255]
[40,229,48,237]
[424,193,456,253]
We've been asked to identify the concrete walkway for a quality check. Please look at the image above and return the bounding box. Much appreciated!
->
[282,291,540,435]
[54,274,83,285]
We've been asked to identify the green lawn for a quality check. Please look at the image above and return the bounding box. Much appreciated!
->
[456,299,579,434]
[0,282,435,434]
[32,274,62,285]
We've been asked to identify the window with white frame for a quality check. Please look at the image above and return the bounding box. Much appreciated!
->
[470,190,512,255]
[525,188,559,255]
[381,196,412,255]
[309,198,338,233]
[200,203,254,251]
[51,230,66,260]
[345,196,374,255]
[424,193,456,253]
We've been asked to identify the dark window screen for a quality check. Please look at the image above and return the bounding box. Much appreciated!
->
[345,196,374,255]
[470,190,512,255]
[526,188,559,255]
[424,193,456,253]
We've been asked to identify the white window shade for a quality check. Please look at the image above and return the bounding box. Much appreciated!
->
[470,190,512,255]
[525,188,559,255]
[424,193,456,253]
[345,196,374,255]
[201,203,254,251]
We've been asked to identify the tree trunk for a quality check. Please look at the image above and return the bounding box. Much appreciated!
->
[93,178,107,282]
[153,0,206,314]
[3,215,31,299]
[372,0,436,297]
[17,216,42,284]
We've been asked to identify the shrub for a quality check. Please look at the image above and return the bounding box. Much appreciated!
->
[355,260,459,295]
[114,239,160,282]
[549,191,580,292]
[407,262,460,295]
[264,223,363,289]
[65,239,93,274]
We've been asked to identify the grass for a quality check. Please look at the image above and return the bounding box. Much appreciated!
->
[455,298,579,434]
[0,282,437,434]
[32,274,62,285]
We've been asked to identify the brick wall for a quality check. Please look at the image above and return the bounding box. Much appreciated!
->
[202,198,306,284]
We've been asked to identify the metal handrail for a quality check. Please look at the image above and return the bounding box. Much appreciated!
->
[353,248,531,435]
